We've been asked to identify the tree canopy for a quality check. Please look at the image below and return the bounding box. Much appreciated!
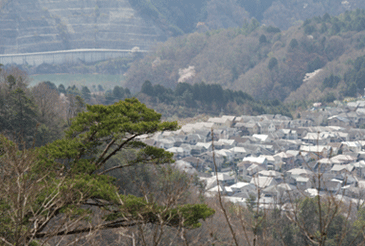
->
[0,98,214,245]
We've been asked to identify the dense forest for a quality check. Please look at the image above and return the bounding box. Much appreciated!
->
[138,80,292,118]
[124,9,365,103]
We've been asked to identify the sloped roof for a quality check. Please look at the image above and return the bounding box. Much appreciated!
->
[229,147,247,153]
[229,182,252,189]
[242,156,267,164]
[250,176,276,189]
[287,168,313,176]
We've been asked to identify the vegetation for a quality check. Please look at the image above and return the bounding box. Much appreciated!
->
[124,9,365,103]
[128,0,208,36]
[0,97,215,245]
[0,68,66,147]
[343,55,365,97]
[29,73,125,88]
[137,81,292,118]
[4,68,365,245]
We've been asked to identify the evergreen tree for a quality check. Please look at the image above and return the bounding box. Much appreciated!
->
[8,88,38,144]
[112,86,125,100]
[58,84,66,94]
[98,84,104,92]
[141,80,154,96]
[0,98,215,245]
[81,86,91,100]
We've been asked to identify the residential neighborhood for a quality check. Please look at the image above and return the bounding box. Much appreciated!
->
[140,100,365,209]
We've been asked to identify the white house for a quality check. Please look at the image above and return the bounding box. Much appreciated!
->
[341,141,362,153]
[250,176,277,189]
[229,147,248,160]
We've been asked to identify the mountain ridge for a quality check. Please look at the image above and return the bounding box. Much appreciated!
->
[124,9,365,103]
[2,0,365,55]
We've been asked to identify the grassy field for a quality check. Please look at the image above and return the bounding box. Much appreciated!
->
[29,74,126,89]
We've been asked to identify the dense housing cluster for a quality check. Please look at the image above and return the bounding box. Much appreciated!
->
[141,99,365,209]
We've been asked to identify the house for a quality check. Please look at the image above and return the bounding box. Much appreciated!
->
[246,164,265,176]
[173,160,197,175]
[252,134,270,143]
[221,115,237,125]
[327,115,352,127]
[294,127,309,139]
[341,141,362,153]
[262,183,293,204]
[173,136,184,147]
[348,129,365,141]
[274,152,295,169]
[289,119,313,128]
[335,173,358,186]
[322,179,342,193]
[302,132,332,145]
[143,138,157,147]
[315,158,333,173]
[242,156,268,166]
[206,185,226,197]
[200,176,217,190]
[237,122,260,135]
[352,161,365,178]
[208,117,232,128]
[216,149,233,162]
[198,151,225,170]
[250,176,277,189]
[229,147,248,160]
[228,182,256,194]
[300,145,332,158]
[237,161,252,175]
[330,154,357,165]
[258,155,276,170]
[286,168,313,185]
[156,139,174,149]
[167,147,189,159]
[277,129,298,140]
[330,164,354,175]
[216,139,236,149]
[184,134,202,145]
[258,170,282,181]
[181,156,205,169]
[257,121,276,134]
[191,145,205,156]
[286,168,313,177]
[294,176,312,190]
[214,172,235,186]
[275,139,302,151]
[195,142,212,152]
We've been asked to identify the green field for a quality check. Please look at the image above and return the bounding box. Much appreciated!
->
[29,74,126,89]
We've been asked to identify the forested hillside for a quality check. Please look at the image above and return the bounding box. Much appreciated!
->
[125,9,365,102]
[127,0,365,33]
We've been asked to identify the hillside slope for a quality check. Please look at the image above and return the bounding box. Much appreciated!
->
[2,0,365,55]
[0,0,167,54]
[125,10,365,102]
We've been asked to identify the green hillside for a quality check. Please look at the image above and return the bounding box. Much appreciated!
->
[125,9,365,103]
[127,0,365,33]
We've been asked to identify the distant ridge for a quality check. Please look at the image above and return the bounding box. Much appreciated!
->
[0,0,166,54]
